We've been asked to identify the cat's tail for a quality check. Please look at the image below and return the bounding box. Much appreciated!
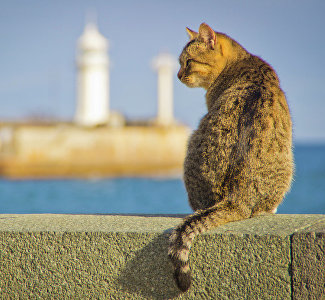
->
[168,201,250,292]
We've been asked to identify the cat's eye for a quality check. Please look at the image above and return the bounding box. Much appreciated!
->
[186,59,193,67]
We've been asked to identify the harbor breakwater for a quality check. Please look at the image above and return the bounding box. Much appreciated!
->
[0,124,190,178]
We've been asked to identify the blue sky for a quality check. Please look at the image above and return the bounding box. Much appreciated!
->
[1,0,325,142]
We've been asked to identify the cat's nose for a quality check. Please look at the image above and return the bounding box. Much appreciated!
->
[177,69,184,80]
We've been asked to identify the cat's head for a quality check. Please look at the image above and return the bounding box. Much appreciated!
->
[177,23,246,89]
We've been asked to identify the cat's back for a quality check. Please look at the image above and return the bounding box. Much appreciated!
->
[206,54,291,139]
[208,55,281,103]
[185,54,293,212]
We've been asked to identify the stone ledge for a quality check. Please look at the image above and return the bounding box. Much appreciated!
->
[0,214,324,299]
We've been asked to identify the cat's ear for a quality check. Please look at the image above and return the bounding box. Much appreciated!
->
[186,27,198,41]
[198,23,216,50]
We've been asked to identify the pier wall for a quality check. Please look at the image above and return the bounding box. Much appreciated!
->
[0,214,324,299]
[0,125,190,178]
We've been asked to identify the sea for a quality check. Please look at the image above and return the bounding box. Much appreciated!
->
[1,144,324,215]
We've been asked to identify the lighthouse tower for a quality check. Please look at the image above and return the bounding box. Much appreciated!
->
[75,22,110,126]
[152,53,178,126]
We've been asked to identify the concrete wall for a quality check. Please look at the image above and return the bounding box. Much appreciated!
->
[0,125,190,178]
[0,214,324,299]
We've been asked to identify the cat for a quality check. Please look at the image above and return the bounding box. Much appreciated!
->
[168,23,294,292]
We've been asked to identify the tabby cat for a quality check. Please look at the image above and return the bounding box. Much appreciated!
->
[168,23,293,292]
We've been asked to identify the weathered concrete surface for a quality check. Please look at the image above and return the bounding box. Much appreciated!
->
[291,219,325,300]
[0,214,324,299]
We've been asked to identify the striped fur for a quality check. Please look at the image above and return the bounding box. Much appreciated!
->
[168,202,250,291]
[169,23,293,292]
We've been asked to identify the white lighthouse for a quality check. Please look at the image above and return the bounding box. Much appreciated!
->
[75,22,110,126]
[152,53,178,126]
